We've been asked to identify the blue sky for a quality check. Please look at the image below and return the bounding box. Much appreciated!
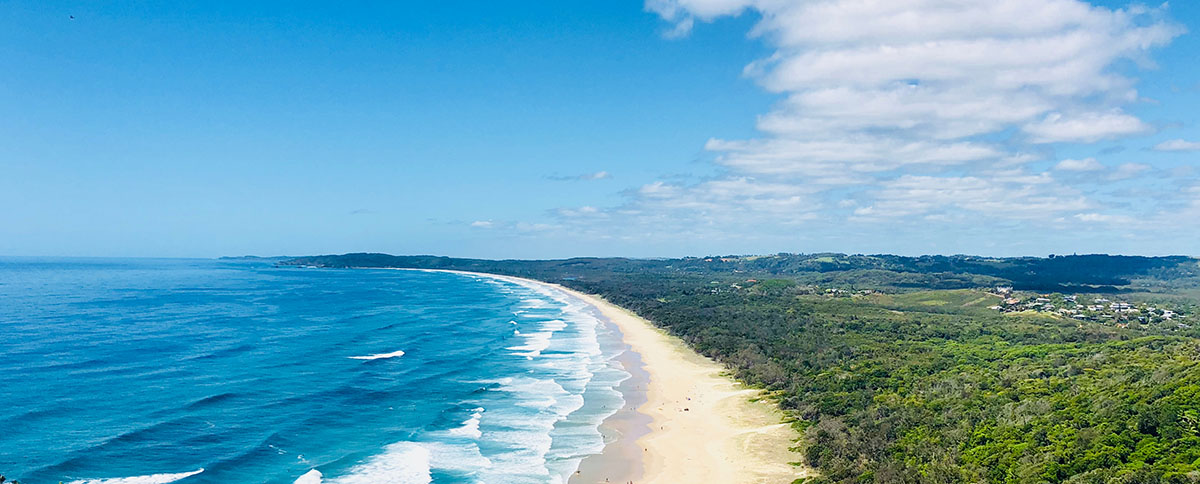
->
[2,1,1198,258]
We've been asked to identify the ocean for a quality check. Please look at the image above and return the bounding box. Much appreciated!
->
[0,258,631,484]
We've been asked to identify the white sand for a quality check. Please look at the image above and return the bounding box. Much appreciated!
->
[410,269,810,484]
[553,285,809,484]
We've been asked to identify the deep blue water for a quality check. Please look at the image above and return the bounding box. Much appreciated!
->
[0,258,629,484]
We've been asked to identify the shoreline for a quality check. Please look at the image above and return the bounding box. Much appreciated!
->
[407,268,809,484]
[568,326,650,484]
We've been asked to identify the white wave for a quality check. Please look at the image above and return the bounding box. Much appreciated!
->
[326,442,431,484]
[313,441,491,484]
[506,331,553,358]
[496,377,569,411]
[519,298,550,309]
[425,441,492,475]
[348,350,405,360]
[540,319,568,331]
[68,469,204,484]
[407,269,633,482]
[447,408,484,439]
[293,469,322,484]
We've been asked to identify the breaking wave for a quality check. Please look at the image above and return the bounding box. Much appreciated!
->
[67,469,204,484]
[348,350,406,360]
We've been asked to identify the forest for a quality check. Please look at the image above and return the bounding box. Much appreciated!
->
[283,252,1200,293]
[281,253,1200,483]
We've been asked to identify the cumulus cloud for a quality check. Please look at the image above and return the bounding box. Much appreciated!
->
[536,1,1190,251]
[637,0,1179,216]
[1153,139,1200,152]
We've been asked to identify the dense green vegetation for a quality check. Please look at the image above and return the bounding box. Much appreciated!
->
[284,252,1200,293]
[282,253,1200,483]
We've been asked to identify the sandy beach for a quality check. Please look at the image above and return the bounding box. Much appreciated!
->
[418,269,809,484]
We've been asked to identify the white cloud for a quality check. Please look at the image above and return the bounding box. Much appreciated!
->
[645,0,751,23]
[470,220,495,228]
[581,171,612,180]
[1052,159,1153,181]
[1054,158,1105,172]
[525,2,1192,252]
[1074,212,1138,224]
[555,205,605,218]
[851,174,1090,221]
[551,177,823,240]
[634,0,1179,226]
[1108,162,1151,180]
[548,171,613,181]
[1153,139,1200,152]
[707,137,1002,182]
[1024,111,1152,143]
[632,177,822,220]
[663,16,695,38]
[758,86,1051,140]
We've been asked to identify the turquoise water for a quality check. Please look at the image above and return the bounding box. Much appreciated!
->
[0,258,630,484]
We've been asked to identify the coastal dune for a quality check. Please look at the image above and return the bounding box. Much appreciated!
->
[428,270,809,484]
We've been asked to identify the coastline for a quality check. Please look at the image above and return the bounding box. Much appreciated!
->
[409,269,809,484]
[568,331,650,484]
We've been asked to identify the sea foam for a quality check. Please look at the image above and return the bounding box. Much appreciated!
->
[447,408,485,439]
[348,350,405,360]
[304,440,493,484]
[325,442,432,484]
[67,469,204,484]
[293,469,323,484]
